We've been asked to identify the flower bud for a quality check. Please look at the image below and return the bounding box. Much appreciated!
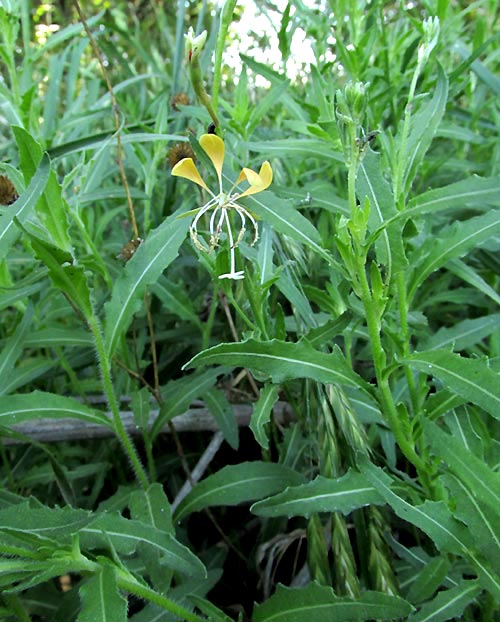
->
[185,27,207,63]
[417,16,440,66]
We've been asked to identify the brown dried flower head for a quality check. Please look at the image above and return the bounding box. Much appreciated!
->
[0,175,18,205]
[170,92,190,111]
[167,142,195,169]
[117,237,143,261]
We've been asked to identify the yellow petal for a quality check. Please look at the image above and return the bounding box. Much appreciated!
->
[171,158,209,191]
[237,161,273,198]
[200,134,224,183]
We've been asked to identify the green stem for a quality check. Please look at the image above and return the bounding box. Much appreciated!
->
[190,59,219,127]
[70,210,113,289]
[117,570,207,622]
[87,315,149,490]
[346,153,426,477]
[356,259,424,474]
[202,283,219,350]
[396,272,419,415]
[223,288,259,333]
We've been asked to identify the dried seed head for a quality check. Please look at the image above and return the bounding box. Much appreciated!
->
[0,175,18,205]
[167,142,195,169]
[170,92,190,111]
[117,237,143,261]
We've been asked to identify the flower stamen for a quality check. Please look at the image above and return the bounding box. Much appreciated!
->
[171,133,272,279]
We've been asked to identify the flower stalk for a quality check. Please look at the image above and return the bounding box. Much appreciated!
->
[185,27,220,128]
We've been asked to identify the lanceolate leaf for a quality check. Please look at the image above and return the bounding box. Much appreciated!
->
[419,314,500,351]
[407,350,500,421]
[26,233,93,320]
[359,457,500,598]
[405,176,500,220]
[81,513,205,577]
[359,457,470,555]
[245,190,332,264]
[151,367,224,439]
[426,423,500,517]
[243,139,343,162]
[358,149,407,272]
[13,126,72,252]
[408,210,500,299]
[249,383,280,450]
[0,304,33,396]
[78,565,127,622]
[185,339,368,391]
[401,63,448,194]
[251,470,384,518]
[252,583,413,622]
[0,392,112,429]
[205,388,239,450]
[104,213,189,357]
[407,580,482,622]
[173,462,306,522]
[0,152,50,260]
[0,503,92,543]
[442,474,500,573]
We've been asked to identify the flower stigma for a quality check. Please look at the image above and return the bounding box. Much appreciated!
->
[172,134,272,280]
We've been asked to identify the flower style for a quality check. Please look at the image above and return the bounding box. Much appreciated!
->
[172,134,272,279]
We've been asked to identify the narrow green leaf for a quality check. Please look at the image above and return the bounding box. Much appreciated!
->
[249,384,280,450]
[442,474,500,573]
[188,594,234,622]
[81,513,205,577]
[426,422,500,518]
[129,483,173,535]
[407,349,500,421]
[129,484,174,593]
[245,191,332,264]
[153,275,202,327]
[78,565,127,622]
[173,461,306,522]
[253,583,414,622]
[0,153,50,260]
[0,558,79,593]
[358,149,407,272]
[406,556,450,604]
[447,258,500,306]
[407,580,482,622]
[405,176,500,220]
[22,327,93,348]
[409,210,500,299]
[0,304,33,396]
[212,0,237,109]
[0,392,112,429]
[248,80,290,134]
[239,53,306,119]
[151,367,223,439]
[362,459,500,598]
[104,213,189,357]
[205,388,239,450]
[0,503,91,550]
[419,314,500,351]
[359,457,469,555]
[13,126,71,251]
[401,63,448,193]
[25,233,93,320]
[185,339,368,391]
[243,139,342,162]
[252,470,384,518]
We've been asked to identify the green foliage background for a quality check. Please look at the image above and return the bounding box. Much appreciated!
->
[0,0,500,620]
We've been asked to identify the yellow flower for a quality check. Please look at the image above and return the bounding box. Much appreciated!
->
[172,134,273,280]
